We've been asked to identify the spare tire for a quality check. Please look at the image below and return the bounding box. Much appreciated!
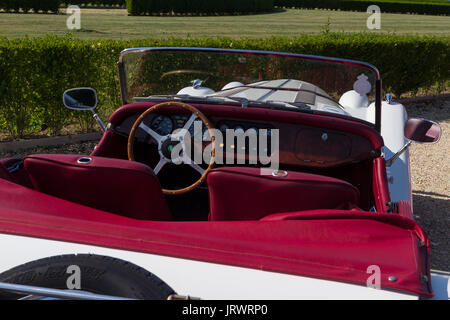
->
[0,254,175,300]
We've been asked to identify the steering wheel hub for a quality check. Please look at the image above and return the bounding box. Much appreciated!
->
[160,138,181,159]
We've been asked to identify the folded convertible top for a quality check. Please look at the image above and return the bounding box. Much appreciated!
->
[0,178,432,297]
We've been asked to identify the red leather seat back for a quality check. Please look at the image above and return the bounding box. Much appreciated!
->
[23,154,171,221]
[207,167,360,221]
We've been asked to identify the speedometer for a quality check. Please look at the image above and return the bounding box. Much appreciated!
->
[151,115,173,136]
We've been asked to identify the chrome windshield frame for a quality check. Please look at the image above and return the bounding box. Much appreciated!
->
[117,47,382,131]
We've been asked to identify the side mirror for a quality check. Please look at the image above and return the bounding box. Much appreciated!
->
[63,88,97,111]
[386,117,441,167]
[405,118,441,144]
[63,87,106,131]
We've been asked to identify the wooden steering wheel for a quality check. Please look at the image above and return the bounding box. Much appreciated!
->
[127,101,215,195]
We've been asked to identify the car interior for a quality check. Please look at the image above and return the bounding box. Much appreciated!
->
[0,100,390,223]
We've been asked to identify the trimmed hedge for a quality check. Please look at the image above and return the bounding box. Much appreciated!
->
[0,0,62,13]
[0,34,448,138]
[62,1,125,6]
[274,0,450,15]
[0,36,121,137]
[0,1,125,13]
[126,0,275,15]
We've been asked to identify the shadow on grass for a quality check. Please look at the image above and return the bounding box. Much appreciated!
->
[71,29,109,34]
[126,7,287,17]
[60,6,126,10]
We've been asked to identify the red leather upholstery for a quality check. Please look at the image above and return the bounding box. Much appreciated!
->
[372,157,391,213]
[23,154,171,221]
[0,158,18,183]
[0,176,432,297]
[0,177,134,223]
[0,158,33,188]
[207,167,360,221]
[260,209,363,221]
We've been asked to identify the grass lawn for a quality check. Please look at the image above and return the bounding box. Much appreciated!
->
[0,8,449,39]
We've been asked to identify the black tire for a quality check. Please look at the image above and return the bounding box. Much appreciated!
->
[0,254,175,300]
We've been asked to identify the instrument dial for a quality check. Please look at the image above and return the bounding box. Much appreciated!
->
[151,115,173,136]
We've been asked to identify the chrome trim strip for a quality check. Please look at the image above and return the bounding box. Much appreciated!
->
[0,282,135,300]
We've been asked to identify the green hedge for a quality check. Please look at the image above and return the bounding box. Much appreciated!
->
[126,0,275,15]
[0,1,125,13]
[62,1,125,6]
[0,34,448,138]
[0,0,62,13]
[274,0,450,15]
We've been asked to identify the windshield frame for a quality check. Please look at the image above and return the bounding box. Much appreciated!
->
[117,47,382,132]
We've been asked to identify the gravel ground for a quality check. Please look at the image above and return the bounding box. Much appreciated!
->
[405,99,449,272]
[0,100,448,271]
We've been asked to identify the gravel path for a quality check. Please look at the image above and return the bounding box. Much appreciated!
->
[404,99,449,272]
[1,100,448,271]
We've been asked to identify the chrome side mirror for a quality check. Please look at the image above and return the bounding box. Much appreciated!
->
[404,118,441,144]
[63,88,97,111]
[63,87,106,131]
[386,118,441,167]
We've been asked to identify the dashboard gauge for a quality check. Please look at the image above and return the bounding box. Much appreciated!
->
[234,125,244,132]
[173,114,189,129]
[151,115,173,136]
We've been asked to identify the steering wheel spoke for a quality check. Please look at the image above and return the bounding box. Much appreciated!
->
[189,162,206,175]
[138,122,163,144]
[153,158,169,175]
[183,113,198,131]
[171,113,197,141]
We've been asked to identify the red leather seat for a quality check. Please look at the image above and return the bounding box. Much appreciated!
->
[23,154,172,221]
[207,167,360,221]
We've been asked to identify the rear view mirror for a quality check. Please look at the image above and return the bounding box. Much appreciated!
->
[63,88,97,111]
[405,118,441,144]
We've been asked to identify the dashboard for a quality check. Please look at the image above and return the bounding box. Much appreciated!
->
[115,112,273,143]
[113,109,377,168]
[139,113,274,138]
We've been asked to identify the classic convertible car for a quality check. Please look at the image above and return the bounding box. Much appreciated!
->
[0,47,447,300]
